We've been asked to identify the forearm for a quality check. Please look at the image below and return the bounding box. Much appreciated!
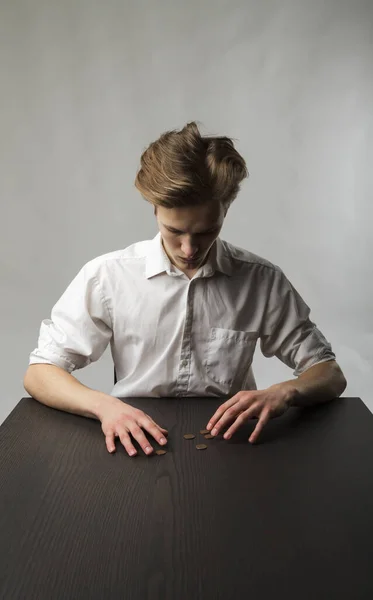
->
[270,360,347,408]
[23,364,118,420]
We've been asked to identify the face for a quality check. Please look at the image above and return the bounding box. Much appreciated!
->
[155,202,227,276]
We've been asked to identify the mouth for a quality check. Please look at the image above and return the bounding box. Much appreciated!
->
[179,257,200,265]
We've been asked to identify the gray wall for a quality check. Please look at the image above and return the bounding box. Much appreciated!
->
[1,0,372,424]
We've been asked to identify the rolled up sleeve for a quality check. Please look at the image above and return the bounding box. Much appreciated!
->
[259,269,336,376]
[29,263,113,373]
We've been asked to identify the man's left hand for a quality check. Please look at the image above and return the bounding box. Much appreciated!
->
[206,383,298,444]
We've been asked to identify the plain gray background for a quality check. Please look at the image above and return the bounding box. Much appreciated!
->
[1,0,372,425]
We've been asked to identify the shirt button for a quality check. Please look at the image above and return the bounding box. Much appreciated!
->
[182,360,188,368]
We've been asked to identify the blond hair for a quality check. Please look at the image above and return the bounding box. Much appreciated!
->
[135,121,248,209]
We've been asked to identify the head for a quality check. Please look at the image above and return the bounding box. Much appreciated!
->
[135,121,248,274]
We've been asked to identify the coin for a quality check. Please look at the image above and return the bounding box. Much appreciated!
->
[183,434,195,440]
[196,444,207,450]
[155,449,167,456]
[204,434,214,439]
[200,429,209,435]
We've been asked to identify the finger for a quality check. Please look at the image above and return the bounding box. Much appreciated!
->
[129,424,154,455]
[223,403,262,439]
[104,429,116,453]
[115,427,138,457]
[210,394,258,435]
[249,408,271,444]
[211,408,243,436]
[148,419,168,433]
[141,417,168,445]
[148,417,169,437]
[206,393,243,431]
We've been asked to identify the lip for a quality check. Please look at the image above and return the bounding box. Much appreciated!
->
[179,257,200,264]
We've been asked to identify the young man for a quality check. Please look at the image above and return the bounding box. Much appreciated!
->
[24,122,347,457]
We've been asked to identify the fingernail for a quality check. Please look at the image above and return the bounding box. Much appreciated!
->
[207,423,212,430]
[224,433,231,440]
[160,437,167,445]
[211,428,218,436]
[129,450,136,456]
[145,446,152,453]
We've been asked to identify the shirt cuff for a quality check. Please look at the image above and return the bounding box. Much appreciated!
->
[28,346,86,373]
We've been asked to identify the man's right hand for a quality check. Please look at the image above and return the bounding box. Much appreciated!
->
[99,398,168,457]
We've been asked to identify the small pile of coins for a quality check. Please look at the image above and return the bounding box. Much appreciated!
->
[181,428,217,451]
[155,428,216,456]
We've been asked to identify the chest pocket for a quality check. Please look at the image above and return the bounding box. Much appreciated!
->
[205,327,258,387]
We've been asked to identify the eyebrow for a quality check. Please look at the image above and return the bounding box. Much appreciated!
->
[164,224,219,234]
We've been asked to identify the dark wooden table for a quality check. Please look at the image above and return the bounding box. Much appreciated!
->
[0,396,373,600]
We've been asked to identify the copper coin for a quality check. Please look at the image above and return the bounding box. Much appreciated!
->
[196,444,207,450]
[155,449,167,456]
[200,429,209,435]
[183,434,195,440]
[204,434,214,439]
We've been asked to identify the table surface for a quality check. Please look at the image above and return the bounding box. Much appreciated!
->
[0,396,373,600]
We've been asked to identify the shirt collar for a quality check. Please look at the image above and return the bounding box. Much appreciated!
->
[145,232,233,279]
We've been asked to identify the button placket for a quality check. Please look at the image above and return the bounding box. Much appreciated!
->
[175,281,195,396]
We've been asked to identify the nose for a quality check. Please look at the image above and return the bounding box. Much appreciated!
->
[181,238,198,259]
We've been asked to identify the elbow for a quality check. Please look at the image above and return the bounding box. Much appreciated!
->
[335,364,347,398]
[338,373,347,396]
[23,364,43,397]
[23,366,34,396]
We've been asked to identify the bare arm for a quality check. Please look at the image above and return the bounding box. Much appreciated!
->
[23,364,114,420]
[272,360,347,407]
[23,364,168,456]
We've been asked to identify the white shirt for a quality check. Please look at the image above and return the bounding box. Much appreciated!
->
[29,233,336,398]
